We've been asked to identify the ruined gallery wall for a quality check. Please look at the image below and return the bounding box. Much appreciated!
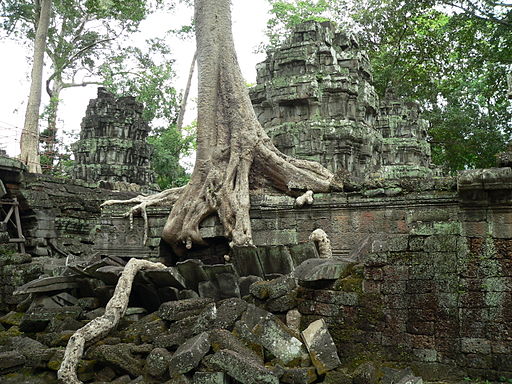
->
[0,169,138,311]
[97,168,512,380]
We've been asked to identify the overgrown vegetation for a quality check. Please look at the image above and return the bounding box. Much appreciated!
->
[266,0,512,172]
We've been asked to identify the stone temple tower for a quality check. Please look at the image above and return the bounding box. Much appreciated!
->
[250,21,435,179]
[72,88,155,187]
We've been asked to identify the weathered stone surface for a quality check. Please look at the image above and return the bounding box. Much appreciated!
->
[214,298,248,330]
[176,259,208,290]
[301,319,341,374]
[209,349,279,384]
[14,276,79,295]
[250,275,297,300]
[88,343,149,377]
[145,347,173,378]
[252,316,305,364]
[0,350,26,372]
[294,258,352,282]
[280,367,317,384]
[352,362,378,384]
[209,328,263,364]
[192,372,228,384]
[72,87,156,186]
[169,332,211,376]
[159,298,214,322]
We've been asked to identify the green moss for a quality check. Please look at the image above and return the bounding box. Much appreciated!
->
[0,311,24,327]
[334,276,363,293]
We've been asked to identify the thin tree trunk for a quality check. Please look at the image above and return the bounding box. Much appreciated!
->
[19,0,52,173]
[161,0,340,252]
[177,50,197,130]
[43,78,63,171]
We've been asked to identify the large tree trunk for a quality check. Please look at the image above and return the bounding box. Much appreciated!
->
[19,0,52,173]
[161,0,340,252]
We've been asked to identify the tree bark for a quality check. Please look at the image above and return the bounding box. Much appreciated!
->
[177,50,197,130]
[57,258,166,384]
[19,0,52,173]
[160,0,340,252]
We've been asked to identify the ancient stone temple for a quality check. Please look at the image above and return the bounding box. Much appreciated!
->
[72,88,155,187]
[250,21,434,179]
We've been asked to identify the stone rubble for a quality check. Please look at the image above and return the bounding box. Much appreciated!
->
[0,239,426,384]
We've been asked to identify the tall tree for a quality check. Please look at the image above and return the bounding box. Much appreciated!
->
[264,0,512,171]
[2,0,157,171]
[19,0,52,173]
[159,0,340,252]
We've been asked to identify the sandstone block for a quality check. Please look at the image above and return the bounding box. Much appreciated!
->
[169,332,211,376]
[301,319,341,374]
[209,349,279,384]
[159,298,214,322]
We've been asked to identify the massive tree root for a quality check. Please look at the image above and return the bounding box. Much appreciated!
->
[57,259,166,384]
[102,187,184,244]
[103,0,341,252]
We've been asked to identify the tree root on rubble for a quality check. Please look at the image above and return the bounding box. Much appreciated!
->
[57,258,166,384]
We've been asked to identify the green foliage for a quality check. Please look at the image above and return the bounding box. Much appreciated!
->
[148,122,196,189]
[265,0,331,47]
[265,0,512,171]
[100,38,180,124]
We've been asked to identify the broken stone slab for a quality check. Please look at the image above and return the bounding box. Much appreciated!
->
[229,246,265,277]
[250,275,297,300]
[193,372,229,384]
[353,362,379,384]
[194,303,218,334]
[169,332,211,376]
[0,350,26,373]
[209,328,263,364]
[50,292,78,307]
[281,367,318,384]
[199,272,241,301]
[209,349,279,384]
[258,246,294,277]
[293,258,352,283]
[288,242,319,267]
[176,259,208,290]
[252,316,306,365]
[159,298,214,322]
[198,280,220,300]
[266,291,298,313]
[216,272,241,299]
[87,343,150,377]
[381,367,417,384]
[143,267,186,289]
[301,319,341,374]
[145,347,173,378]
[396,374,423,384]
[13,276,79,295]
[214,298,248,330]
[19,305,82,333]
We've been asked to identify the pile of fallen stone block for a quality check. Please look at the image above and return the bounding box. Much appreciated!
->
[0,242,423,383]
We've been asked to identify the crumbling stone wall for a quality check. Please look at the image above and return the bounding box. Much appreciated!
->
[98,167,512,380]
[72,87,156,187]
